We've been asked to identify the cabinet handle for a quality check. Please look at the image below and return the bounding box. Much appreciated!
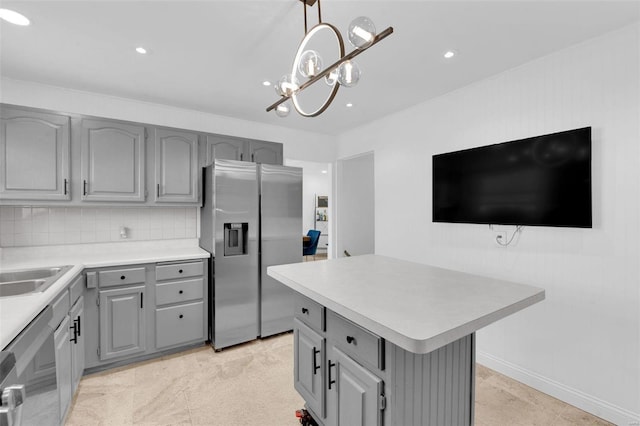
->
[70,322,78,344]
[141,293,144,309]
[346,336,355,344]
[178,269,183,274]
[64,178,69,195]
[76,317,81,337]
[301,307,308,314]
[328,360,336,389]
[179,290,184,294]
[240,153,243,161]
[83,180,87,196]
[313,348,320,375]
[157,183,160,198]
[121,275,126,280]
[251,154,255,162]
[179,314,184,319]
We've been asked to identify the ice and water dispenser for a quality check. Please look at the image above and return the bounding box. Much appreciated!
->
[223,223,248,256]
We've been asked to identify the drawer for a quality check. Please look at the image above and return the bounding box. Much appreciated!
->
[156,278,204,306]
[51,288,70,329]
[155,301,205,349]
[69,274,84,305]
[98,267,146,288]
[294,293,324,332]
[326,310,384,370]
[156,261,204,281]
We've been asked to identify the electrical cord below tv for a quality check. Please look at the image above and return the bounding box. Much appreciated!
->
[495,225,523,247]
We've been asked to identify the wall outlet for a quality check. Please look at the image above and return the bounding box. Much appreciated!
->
[495,231,507,246]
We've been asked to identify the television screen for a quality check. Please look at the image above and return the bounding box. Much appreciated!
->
[432,127,592,228]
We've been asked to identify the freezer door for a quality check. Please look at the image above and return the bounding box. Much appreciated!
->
[213,160,260,349]
[260,164,303,337]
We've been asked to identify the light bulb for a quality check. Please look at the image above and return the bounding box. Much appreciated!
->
[298,50,323,78]
[348,17,376,49]
[325,68,339,87]
[337,60,361,88]
[275,103,290,118]
[0,8,30,26]
[276,74,299,97]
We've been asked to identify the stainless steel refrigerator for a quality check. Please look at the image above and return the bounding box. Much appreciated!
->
[200,159,302,349]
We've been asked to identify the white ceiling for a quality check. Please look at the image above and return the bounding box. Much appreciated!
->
[1,1,638,136]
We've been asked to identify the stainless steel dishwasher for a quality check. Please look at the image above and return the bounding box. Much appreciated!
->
[1,306,59,426]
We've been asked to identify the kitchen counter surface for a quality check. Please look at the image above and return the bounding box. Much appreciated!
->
[0,239,209,349]
[268,254,545,354]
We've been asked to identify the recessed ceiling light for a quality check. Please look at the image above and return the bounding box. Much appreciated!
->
[135,47,147,54]
[443,50,456,59]
[321,170,328,174]
[262,81,272,87]
[346,103,353,108]
[0,8,30,26]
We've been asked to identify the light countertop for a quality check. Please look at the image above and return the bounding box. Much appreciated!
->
[268,254,545,354]
[0,239,209,349]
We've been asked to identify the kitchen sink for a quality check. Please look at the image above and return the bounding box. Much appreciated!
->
[0,265,73,297]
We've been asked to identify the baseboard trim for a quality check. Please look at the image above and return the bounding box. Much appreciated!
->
[477,351,640,426]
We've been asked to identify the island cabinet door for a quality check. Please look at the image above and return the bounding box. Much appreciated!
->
[326,346,383,426]
[294,318,325,419]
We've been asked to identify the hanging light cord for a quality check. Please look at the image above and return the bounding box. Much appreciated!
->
[495,225,523,247]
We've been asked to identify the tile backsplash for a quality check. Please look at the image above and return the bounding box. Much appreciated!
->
[0,206,198,247]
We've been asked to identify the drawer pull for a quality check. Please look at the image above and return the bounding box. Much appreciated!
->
[179,269,183,274]
[120,275,125,280]
[301,307,308,314]
[328,361,336,389]
[346,336,356,344]
[179,314,184,319]
[179,290,184,294]
[313,348,320,375]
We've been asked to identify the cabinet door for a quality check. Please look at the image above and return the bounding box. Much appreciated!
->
[81,119,145,202]
[54,315,73,423]
[205,135,246,165]
[70,296,85,392]
[294,319,325,418]
[99,285,145,361]
[248,140,283,165]
[327,347,383,426]
[0,106,70,200]
[155,129,199,203]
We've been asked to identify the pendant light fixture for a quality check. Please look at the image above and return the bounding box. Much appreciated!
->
[266,0,393,118]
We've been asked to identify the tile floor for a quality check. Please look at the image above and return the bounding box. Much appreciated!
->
[66,333,612,426]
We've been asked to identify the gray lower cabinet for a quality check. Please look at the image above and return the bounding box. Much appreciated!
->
[154,129,199,204]
[69,295,85,391]
[293,294,385,426]
[98,285,146,360]
[154,260,207,349]
[0,105,71,200]
[54,315,73,423]
[80,118,146,202]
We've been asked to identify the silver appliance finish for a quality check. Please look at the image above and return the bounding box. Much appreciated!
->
[260,164,303,337]
[1,306,59,426]
[201,160,302,349]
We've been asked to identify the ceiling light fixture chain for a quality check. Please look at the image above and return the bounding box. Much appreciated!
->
[267,0,393,118]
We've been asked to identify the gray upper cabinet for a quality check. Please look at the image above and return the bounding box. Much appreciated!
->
[81,119,146,202]
[205,135,245,165]
[205,135,283,166]
[154,129,199,204]
[0,106,71,200]
[248,140,283,165]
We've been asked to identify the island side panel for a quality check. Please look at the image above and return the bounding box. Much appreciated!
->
[388,333,475,426]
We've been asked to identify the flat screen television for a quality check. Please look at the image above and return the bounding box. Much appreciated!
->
[432,127,592,228]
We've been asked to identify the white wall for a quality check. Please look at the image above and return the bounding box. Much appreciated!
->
[337,24,640,424]
[0,78,337,163]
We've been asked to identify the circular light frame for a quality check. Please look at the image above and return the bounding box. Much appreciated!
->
[291,23,345,118]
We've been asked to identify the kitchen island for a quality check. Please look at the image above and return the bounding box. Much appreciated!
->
[268,254,545,426]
